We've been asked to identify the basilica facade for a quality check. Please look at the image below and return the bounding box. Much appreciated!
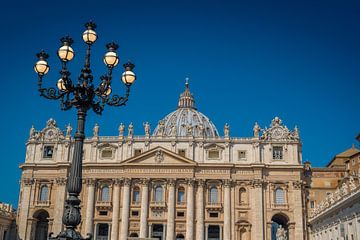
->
[17,83,306,240]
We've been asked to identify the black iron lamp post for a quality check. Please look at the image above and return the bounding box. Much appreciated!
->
[34,21,136,240]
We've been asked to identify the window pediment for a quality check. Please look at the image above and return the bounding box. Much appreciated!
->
[204,143,225,150]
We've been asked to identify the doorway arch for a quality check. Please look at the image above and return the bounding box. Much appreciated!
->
[271,213,289,240]
[33,209,49,240]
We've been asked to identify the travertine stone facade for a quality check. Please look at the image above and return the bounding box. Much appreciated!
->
[17,84,306,240]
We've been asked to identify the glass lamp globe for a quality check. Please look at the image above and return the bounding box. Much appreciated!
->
[57,78,67,92]
[121,70,136,85]
[82,29,97,44]
[34,60,49,75]
[103,51,119,67]
[58,45,75,62]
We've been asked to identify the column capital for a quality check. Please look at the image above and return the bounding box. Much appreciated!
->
[113,178,123,186]
[140,178,151,186]
[167,178,177,186]
[55,178,67,186]
[186,178,196,186]
[85,178,97,186]
[196,179,206,187]
[251,179,264,188]
[222,179,233,187]
[22,178,34,186]
[123,178,132,186]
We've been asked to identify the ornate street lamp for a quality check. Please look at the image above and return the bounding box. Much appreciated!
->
[34,21,137,240]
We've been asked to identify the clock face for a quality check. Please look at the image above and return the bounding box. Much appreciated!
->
[271,127,284,139]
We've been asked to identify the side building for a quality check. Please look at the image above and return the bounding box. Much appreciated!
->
[0,202,17,240]
[307,138,360,240]
[17,84,306,240]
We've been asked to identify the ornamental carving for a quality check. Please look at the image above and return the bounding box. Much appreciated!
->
[260,117,300,141]
[29,118,65,142]
[155,150,164,163]
[292,180,302,189]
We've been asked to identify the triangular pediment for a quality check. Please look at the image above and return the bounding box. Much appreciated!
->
[121,146,197,166]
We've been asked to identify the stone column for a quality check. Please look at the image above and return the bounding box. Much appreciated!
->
[111,179,122,240]
[292,181,304,240]
[251,179,264,240]
[18,178,33,240]
[52,178,67,234]
[140,178,150,238]
[186,179,195,240]
[223,180,231,240]
[120,178,131,240]
[196,180,205,240]
[166,179,176,240]
[84,178,96,236]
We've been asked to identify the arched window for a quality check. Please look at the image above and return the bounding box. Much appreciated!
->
[39,185,49,202]
[239,187,247,204]
[209,187,218,203]
[133,187,140,203]
[275,187,285,204]
[101,186,110,202]
[154,186,163,202]
[178,187,185,203]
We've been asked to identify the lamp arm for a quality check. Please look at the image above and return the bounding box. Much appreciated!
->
[105,84,131,106]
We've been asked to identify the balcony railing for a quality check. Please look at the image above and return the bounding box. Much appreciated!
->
[131,200,141,206]
[271,203,289,209]
[176,201,186,207]
[150,201,166,209]
[206,202,223,210]
[96,201,112,210]
[35,200,51,207]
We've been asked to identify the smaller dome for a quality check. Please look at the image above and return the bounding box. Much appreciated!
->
[153,82,219,138]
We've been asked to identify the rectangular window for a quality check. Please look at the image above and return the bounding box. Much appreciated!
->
[209,212,219,218]
[99,211,108,216]
[131,211,139,217]
[273,147,283,160]
[101,149,113,158]
[43,146,54,158]
[176,211,185,217]
[134,149,142,157]
[238,151,246,160]
[310,201,315,208]
[208,150,220,159]
[178,149,186,157]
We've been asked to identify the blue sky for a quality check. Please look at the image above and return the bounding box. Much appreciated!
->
[0,0,359,206]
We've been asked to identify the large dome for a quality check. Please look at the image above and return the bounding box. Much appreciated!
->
[153,82,219,138]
